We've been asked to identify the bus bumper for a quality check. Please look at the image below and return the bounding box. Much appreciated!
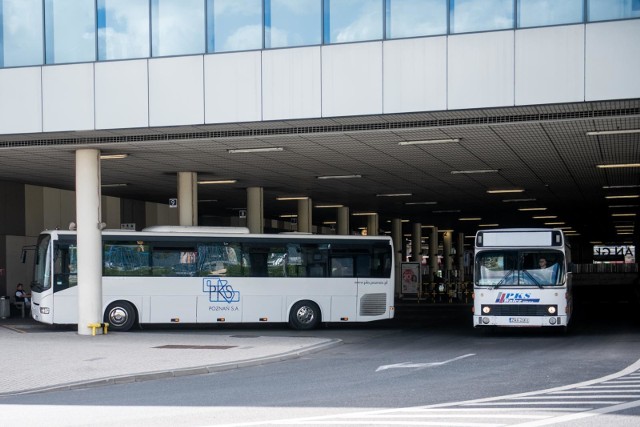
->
[474,315,568,327]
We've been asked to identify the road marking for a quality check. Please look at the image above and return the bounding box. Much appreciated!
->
[376,354,475,372]
[510,399,640,427]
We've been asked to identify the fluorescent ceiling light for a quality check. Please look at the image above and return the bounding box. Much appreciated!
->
[276,196,308,201]
[533,215,557,219]
[228,147,283,154]
[479,224,499,227]
[317,174,362,180]
[605,195,639,199]
[421,225,435,228]
[323,221,337,224]
[518,207,547,211]
[617,232,634,235]
[459,217,482,221]
[612,213,637,217]
[609,205,638,208]
[502,198,536,203]
[603,185,640,189]
[597,163,640,169]
[405,201,437,205]
[198,179,237,185]
[376,193,412,197]
[100,153,128,160]
[398,138,460,146]
[465,235,476,239]
[487,189,525,194]
[451,169,499,175]
[544,222,565,225]
[352,212,377,216]
[433,209,461,213]
[198,199,218,203]
[279,214,297,218]
[589,241,603,244]
[438,229,454,233]
[101,183,128,188]
[315,204,344,208]
[586,129,640,136]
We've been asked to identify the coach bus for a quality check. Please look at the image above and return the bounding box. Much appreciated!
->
[29,226,394,331]
[473,228,572,329]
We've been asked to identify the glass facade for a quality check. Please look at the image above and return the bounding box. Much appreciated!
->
[324,0,384,44]
[97,0,150,61]
[152,0,205,57]
[45,0,96,64]
[588,0,640,21]
[450,0,514,33]
[208,0,262,53]
[386,0,447,38]
[265,0,322,48]
[518,0,584,28]
[0,0,638,68]
[0,0,43,67]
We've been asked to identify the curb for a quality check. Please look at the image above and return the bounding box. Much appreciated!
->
[0,339,342,397]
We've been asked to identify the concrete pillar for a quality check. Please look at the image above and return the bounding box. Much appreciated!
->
[457,232,465,282]
[247,187,263,234]
[367,213,379,236]
[337,207,349,235]
[177,172,197,226]
[411,223,422,262]
[443,231,453,275]
[429,227,438,281]
[391,218,402,296]
[76,149,103,335]
[297,198,312,233]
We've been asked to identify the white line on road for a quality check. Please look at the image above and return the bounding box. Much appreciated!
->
[376,354,475,372]
[510,399,640,427]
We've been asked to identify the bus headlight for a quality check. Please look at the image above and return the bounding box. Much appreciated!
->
[482,306,491,314]
[40,307,50,315]
[547,306,557,315]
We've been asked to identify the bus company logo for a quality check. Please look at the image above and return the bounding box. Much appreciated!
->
[203,278,240,303]
[495,292,540,303]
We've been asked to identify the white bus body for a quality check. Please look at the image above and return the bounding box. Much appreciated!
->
[30,228,395,331]
[473,229,572,328]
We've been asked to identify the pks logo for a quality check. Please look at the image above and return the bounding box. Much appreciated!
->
[495,292,540,303]
[203,278,240,303]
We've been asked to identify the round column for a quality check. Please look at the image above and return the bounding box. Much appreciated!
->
[178,172,197,226]
[297,198,312,233]
[76,149,103,335]
[337,207,350,235]
[247,187,263,233]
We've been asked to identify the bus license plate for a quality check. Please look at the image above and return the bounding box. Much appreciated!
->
[509,317,529,324]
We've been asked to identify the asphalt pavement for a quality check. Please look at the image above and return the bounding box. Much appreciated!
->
[0,315,340,397]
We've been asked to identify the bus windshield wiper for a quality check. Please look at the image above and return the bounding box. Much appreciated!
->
[493,269,514,289]
[522,269,543,288]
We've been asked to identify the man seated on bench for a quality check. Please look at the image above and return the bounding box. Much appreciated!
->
[15,283,31,312]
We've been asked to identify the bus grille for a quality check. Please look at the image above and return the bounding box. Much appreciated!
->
[360,293,387,316]
[485,304,553,316]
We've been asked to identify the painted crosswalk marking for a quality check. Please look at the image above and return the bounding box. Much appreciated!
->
[213,358,640,427]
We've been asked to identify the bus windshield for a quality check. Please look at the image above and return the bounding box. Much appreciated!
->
[476,250,564,287]
[32,234,51,292]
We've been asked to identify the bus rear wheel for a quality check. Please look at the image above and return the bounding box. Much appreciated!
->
[289,300,321,330]
[105,301,137,332]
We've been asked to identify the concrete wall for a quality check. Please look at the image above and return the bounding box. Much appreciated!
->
[1,21,639,134]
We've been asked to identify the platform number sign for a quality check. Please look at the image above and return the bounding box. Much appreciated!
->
[169,198,178,208]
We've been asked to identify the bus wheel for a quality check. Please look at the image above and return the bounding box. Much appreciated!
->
[105,301,136,332]
[289,300,321,330]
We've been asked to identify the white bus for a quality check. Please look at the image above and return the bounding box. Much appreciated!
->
[473,228,572,329]
[29,227,395,331]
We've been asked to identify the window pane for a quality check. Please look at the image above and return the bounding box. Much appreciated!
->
[325,0,384,44]
[588,0,640,21]
[518,0,583,27]
[387,0,447,38]
[104,242,151,276]
[450,0,514,33]
[151,0,205,57]
[45,0,96,64]
[97,0,150,61]
[208,0,262,53]
[265,0,321,48]
[0,0,43,67]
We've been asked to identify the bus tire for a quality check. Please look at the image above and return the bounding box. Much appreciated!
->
[289,300,321,330]
[104,301,137,332]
